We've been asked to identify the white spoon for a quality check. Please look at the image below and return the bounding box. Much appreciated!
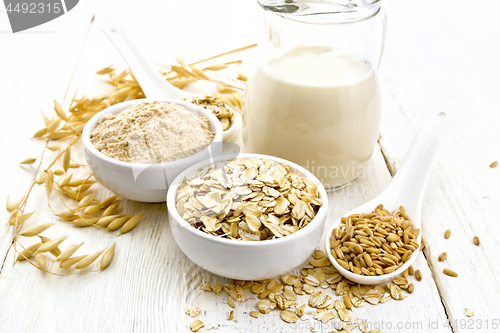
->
[97,20,241,142]
[325,100,456,285]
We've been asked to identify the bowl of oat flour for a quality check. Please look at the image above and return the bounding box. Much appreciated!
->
[82,99,223,202]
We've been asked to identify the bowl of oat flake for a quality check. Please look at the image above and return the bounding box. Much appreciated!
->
[166,154,329,280]
[82,99,223,202]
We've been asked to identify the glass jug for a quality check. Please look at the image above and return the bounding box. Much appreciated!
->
[242,0,387,189]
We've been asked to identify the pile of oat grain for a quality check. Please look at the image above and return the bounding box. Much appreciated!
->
[90,101,215,164]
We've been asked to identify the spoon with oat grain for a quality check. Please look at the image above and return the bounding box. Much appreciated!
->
[325,100,456,285]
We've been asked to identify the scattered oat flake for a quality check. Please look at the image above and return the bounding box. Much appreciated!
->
[313,310,336,323]
[490,161,498,168]
[250,311,261,319]
[464,308,474,317]
[205,322,219,330]
[186,307,201,317]
[189,320,205,332]
[280,310,298,323]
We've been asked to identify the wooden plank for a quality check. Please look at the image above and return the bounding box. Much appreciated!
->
[1,0,488,332]
[378,1,500,332]
[0,17,452,329]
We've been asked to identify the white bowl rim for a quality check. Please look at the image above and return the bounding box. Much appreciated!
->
[81,99,223,170]
[166,153,329,247]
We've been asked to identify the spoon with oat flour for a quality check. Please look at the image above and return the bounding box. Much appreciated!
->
[97,19,241,143]
[325,100,456,285]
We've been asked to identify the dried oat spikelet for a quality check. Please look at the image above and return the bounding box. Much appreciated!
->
[62,147,71,172]
[100,243,116,270]
[98,196,118,209]
[106,216,130,231]
[20,157,37,165]
[203,64,228,71]
[60,255,87,269]
[237,72,248,81]
[102,202,120,217]
[83,204,101,216]
[20,223,54,237]
[8,211,35,226]
[53,100,68,121]
[6,195,24,212]
[16,242,42,262]
[95,65,115,75]
[45,170,54,198]
[71,217,99,227]
[76,249,105,269]
[96,215,120,228]
[35,172,46,185]
[47,144,61,151]
[35,254,47,268]
[57,243,84,261]
[78,193,96,208]
[173,54,187,66]
[119,211,145,235]
[37,236,68,254]
[58,173,72,187]
[33,127,48,138]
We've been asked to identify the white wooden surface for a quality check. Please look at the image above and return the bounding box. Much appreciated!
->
[1,0,499,332]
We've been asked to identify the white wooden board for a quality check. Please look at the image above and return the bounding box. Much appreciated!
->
[1,0,499,332]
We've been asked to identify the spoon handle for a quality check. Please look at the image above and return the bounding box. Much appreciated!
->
[98,20,193,100]
[385,99,456,209]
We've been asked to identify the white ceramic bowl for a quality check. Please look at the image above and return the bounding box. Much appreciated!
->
[166,153,329,280]
[82,99,223,203]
